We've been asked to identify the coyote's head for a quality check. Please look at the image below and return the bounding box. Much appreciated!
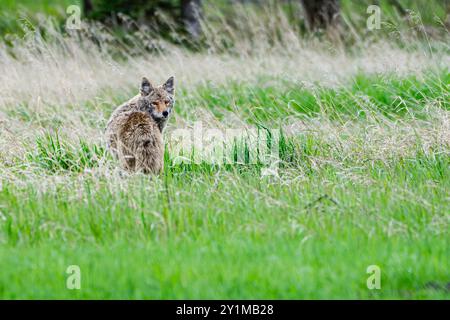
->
[138,76,175,128]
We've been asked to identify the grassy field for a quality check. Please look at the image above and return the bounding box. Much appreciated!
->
[0,1,449,299]
[0,0,447,37]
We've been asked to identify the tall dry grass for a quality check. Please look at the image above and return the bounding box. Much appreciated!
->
[0,6,448,186]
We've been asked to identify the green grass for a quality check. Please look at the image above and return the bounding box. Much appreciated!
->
[26,132,107,173]
[0,148,448,298]
[178,71,449,123]
[0,67,449,298]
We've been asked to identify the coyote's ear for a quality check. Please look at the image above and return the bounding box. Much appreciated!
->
[163,76,175,95]
[140,77,154,96]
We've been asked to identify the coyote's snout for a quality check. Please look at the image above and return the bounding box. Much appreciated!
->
[105,76,175,174]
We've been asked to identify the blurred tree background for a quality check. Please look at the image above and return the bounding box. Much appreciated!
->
[0,0,448,44]
[81,0,449,39]
[82,0,341,35]
[82,0,203,40]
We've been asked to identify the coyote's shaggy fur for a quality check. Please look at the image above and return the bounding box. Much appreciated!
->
[105,77,175,174]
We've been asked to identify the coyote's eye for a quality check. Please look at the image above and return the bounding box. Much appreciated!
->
[165,99,170,105]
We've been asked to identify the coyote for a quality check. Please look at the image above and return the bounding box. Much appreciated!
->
[105,76,175,174]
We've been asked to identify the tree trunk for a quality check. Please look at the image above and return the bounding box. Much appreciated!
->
[300,0,340,31]
[83,0,93,16]
[181,0,203,40]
